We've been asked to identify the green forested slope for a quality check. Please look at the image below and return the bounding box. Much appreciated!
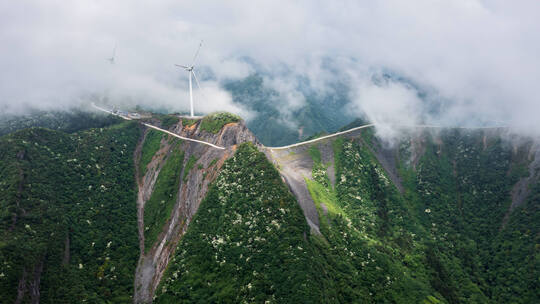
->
[156,142,441,303]
[0,111,537,303]
[304,138,442,303]
[157,129,538,303]
[490,182,540,302]
[400,130,540,303]
[0,122,140,303]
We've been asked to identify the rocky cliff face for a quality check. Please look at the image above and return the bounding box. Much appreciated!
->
[133,118,258,303]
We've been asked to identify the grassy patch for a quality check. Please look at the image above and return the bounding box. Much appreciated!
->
[183,155,198,182]
[200,112,240,134]
[144,146,185,251]
[181,118,198,127]
[308,145,322,163]
[140,130,163,177]
[305,178,344,218]
[305,144,346,228]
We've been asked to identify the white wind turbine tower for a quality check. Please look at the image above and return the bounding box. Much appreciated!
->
[175,40,204,118]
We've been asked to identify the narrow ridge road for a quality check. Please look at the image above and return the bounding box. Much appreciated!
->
[93,103,507,151]
[266,123,508,150]
[92,103,225,150]
[265,124,375,150]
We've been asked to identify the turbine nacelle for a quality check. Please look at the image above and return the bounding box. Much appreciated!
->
[175,64,193,71]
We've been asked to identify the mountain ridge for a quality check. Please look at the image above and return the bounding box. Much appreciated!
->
[0,111,538,303]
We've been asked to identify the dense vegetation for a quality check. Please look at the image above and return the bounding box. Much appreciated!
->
[199,112,241,134]
[0,121,140,303]
[490,181,540,302]
[397,130,539,302]
[304,140,440,303]
[0,107,537,303]
[157,128,538,303]
[143,139,184,251]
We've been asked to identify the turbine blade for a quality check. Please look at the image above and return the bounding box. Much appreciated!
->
[192,70,210,103]
[175,64,189,69]
[191,40,203,66]
[192,70,203,91]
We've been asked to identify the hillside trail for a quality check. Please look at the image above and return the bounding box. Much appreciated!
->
[91,103,225,150]
[93,103,507,151]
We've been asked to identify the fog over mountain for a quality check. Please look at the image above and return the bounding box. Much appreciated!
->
[1,0,540,137]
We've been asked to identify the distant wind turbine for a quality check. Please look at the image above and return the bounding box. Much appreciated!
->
[108,44,116,64]
[175,40,204,118]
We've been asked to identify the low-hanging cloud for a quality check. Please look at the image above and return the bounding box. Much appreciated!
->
[1,0,540,138]
[346,73,424,142]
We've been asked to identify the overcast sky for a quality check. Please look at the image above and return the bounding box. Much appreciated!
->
[1,0,539,136]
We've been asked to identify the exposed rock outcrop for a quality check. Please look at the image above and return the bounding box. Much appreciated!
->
[265,145,321,234]
[134,118,257,303]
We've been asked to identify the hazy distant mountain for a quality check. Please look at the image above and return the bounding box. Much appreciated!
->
[0,109,122,136]
[224,74,356,146]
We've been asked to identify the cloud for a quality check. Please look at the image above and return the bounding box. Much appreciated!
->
[346,73,424,142]
[1,0,540,137]
[259,75,306,128]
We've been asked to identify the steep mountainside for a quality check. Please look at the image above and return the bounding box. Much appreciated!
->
[155,143,319,303]
[133,113,258,303]
[266,126,539,303]
[155,123,538,303]
[0,110,538,303]
[0,122,140,303]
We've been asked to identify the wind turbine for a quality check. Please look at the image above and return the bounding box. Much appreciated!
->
[108,44,116,64]
[175,40,204,118]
